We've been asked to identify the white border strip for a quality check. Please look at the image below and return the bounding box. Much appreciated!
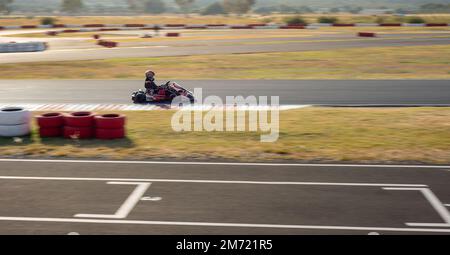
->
[0,104,310,112]
[0,216,448,233]
[0,176,426,187]
[0,158,448,169]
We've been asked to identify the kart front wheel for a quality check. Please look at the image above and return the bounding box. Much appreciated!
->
[132,93,146,104]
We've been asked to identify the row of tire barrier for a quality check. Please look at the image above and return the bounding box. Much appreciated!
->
[36,112,126,140]
[0,107,31,137]
[0,42,48,53]
[31,22,450,37]
[1,23,449,31]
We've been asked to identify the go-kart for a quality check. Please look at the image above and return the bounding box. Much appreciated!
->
[131,81,195,104]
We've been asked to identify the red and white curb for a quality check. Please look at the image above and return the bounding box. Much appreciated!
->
[0,104,310,112]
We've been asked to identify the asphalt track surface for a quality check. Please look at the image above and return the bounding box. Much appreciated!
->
[0,80,449,105]
[1,33,450,63]
[0,159,448,234]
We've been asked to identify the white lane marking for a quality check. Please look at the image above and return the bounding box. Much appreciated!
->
[383,187,450,227]
[0,175,426,187]
[445,204,450,207]
[0,216,449,233]
[67,232,80,235]
[0,158,448,169]
[74,182,151,219]
[368,232,380,235]
[141,197,162,201]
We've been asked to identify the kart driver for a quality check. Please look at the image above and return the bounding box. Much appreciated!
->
[145,70,158,95]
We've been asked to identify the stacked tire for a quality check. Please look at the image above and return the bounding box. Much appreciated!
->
[63,112,96,139]
[36,112,64,137]
[94,114,126,140]
[0,107,31,137]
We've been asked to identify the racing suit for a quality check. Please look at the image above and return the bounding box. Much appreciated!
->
[145,77,158,95]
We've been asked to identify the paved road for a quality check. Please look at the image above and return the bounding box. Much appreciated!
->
[0,80,449,105]
[0,159,448,234]
[1,35,449,63]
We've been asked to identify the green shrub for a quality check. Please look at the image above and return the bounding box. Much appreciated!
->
[408,17,426,24]
[318,16,338,24]
[284,16,308,26]
[41,17,57,25]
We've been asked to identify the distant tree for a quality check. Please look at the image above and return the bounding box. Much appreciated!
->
[223,0,256,14]
[395,8,410,15]
[201,2,226,15]
[145,0,166,14]
[0,0,14,14]
[61,0,83,13]
[278,4,294,13]
[420,3,450,13]
[298,6,313,14]
[175,0,195,13]
[254,6,276,14]
[349,7,362,14]
[127,0,147,11]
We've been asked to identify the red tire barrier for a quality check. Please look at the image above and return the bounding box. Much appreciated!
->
[52,24,66,28]
[426,23,448,27]
[95,128,125,140]
[0,26,4,30]
[206,24,226,27]
[125,24,145,27]
[93,34,100,39]
[166,32,180,37]
[64,126,94,139]
[358,32,376,37]
[64,112,95,127]
[62,29,80,33]
[84,24,104,27]
[248,23,267,27]
[36,112,64,128]
[333,24,355,27]
[94,114,126,129]
[21,25,37,29]
[165,24,185,27]
[280,25,305,29]
[39,127,63,138]
[380,23,402,26]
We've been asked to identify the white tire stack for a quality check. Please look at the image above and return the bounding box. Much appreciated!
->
[0,107,32,137]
